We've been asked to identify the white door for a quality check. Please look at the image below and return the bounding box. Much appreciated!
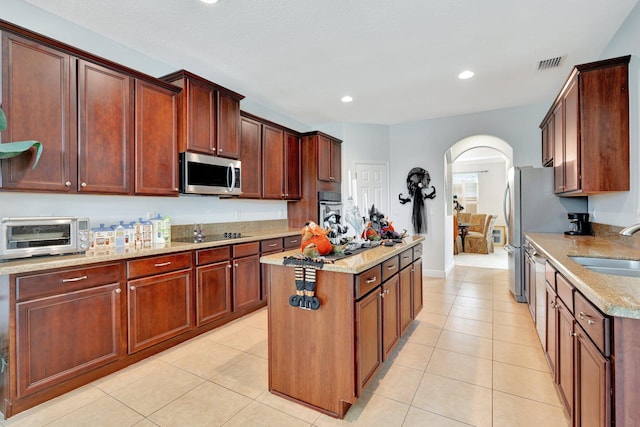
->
[355,163,389,217]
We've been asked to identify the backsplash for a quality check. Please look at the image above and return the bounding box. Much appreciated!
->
[591,222,640,250]
[171,219,292,240]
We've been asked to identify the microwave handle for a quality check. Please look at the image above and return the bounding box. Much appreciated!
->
[227,163,236,192]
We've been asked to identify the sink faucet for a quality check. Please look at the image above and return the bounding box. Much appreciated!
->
[619,223,640,236]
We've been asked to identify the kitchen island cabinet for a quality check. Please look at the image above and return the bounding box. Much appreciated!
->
[261,237,423,418]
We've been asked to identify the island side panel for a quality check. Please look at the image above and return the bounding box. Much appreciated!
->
[268,265,355,418]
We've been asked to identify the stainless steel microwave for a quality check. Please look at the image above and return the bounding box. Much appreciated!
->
[179,152,242,196]
[0,216,91,260]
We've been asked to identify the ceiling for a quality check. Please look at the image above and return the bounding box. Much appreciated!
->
[22,0,639,127]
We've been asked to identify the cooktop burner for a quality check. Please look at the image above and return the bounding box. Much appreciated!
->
[173,233,251,244]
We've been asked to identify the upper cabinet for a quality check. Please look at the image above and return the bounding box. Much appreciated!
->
[540,55,630,196]
[317,134,341,183]
[0,25,180,196]
[160,70,244,159]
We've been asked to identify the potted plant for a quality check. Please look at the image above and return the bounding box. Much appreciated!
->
[0,107,42,168]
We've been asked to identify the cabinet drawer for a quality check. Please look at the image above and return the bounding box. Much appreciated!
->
[355,265,382,299]
[233,241,260,258]
[196,246,230,265]
[413,244,423,261]
[575,291,610,356]
[16,263,122,302]
[399,249,413,270]
[545,261,556,290]
[284,235,301,249]
[261,238,283,253]
[556,273,574,313]
[382,256,399,282]
[127,252,192,279]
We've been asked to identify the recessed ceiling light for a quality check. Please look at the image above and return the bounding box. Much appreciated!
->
[341,95,353,103]
[458,70,474,80]
[201,0,219,4]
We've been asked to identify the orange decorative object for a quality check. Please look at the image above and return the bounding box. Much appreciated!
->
[300,221,332,257]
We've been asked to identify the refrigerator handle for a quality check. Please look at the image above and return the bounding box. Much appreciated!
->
[503,184,511,232]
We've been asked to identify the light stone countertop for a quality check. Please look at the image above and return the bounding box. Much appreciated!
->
[0,228,301,276]
[260,236,425,275]
[526,232,640,319]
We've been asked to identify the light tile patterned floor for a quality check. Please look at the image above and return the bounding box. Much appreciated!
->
[2,266,570,426]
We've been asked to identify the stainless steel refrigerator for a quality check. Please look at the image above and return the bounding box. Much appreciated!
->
[504,166,587,302]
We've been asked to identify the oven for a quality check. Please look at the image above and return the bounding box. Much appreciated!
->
[318,191,342,227]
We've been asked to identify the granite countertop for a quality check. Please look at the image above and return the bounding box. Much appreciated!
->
[260,236,425,275]
[526,232,640,319]
[0,228,301,276]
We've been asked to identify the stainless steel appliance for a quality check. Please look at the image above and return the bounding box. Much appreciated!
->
[523,237,547,346]
[179,152,241,196]
[318,191,342,227]
[503,167,587,302]
[1,216,90,259]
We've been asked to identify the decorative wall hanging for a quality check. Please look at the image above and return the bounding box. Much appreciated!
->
[0,107,42,168]
[398,167,437,234]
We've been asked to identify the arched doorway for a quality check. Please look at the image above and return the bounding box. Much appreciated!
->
[443,135,513,274]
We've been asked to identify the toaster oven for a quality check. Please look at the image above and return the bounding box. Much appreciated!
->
[0,217,91,260]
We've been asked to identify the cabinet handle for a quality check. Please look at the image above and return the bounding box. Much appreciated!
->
[268,243,278,247]
[578,312,596,325]
[65,181,72,187]
[387,265,396,270]
[380,292,385,298]
[62,275,88,283]
[115,288,121,294]
[130,286,136,291]
[365,276,377,284]
[154,261,171,267]
[81,182,87,188]
[227,264,232,269]
[289,239,299,243]
[235,263,239,267]
[569,330,577,337]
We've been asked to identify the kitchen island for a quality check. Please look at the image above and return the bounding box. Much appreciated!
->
[260,236,424,418]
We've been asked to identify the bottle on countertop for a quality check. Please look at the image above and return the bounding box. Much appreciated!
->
[114,222,126,249]
[139,217,153,248]
[162,215,172,243]
[150,214,164,245]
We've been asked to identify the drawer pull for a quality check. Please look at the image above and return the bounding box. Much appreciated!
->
[365,276,377,284]
[115,289,121,294]
[130,286,136,291]
[268,243,278,247]
[578,312,596,325]
[62,275,88,283]
[569,330,577,337]
[387,265,396,270]
[154,261,172,267]
[289,239,299,243]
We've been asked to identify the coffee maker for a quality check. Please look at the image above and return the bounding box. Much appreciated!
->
[565,212,592,236]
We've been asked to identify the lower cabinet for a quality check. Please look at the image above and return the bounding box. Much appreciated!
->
[544,262,612,427]
[382,275,400,359]
[126,252,193,353]
[232,242,261,312]
[195,246,232,326]
[355,283,382,395]
[14,263,124,398]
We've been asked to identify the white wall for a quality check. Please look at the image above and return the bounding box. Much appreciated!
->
[590,1,640,227]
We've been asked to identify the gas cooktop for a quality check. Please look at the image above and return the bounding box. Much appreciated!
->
[173,233,251,244]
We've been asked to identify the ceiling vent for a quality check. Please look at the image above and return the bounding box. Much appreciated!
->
[537,56,564,71]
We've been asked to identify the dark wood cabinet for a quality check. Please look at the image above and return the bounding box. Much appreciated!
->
[541,56,630,196]
[232,242,261,312]
[1,32,74,192]
[575,326,611,427]
[260,238,284,302]
[78,60,133,194]
[382,275,400,359]
[195,246,232,326]
[411,257,423,318]
[134,79,179,196]
[545,283,558,378]
[239,115,262,198]
[284,131,302,199]
[556,300,575,418]
[318,134,341,183]
[126,253,193,353]
[161,69,243,159]
[262,124,285,199]
[356,285,382,396]
[541,114,554,167]
[14,263,123,398]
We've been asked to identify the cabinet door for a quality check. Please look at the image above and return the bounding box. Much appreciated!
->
[77,60,133,194]
[284,131,301,199]
[127,269,192,353]
[330,139,341,183]
[545,286,558,377]
[553,102,565,194]
[399,266,412,335]
[134,79,179,196]
[1,33,74,192]
[239,116,262,198]
[196,260,232,326]
[563,78,580,193]
[318,135,333,182]
[557,302,575,420]
[217,91,241,159]
[575,327,611,427]
[411,258,423,318]
[542,116,554,167]
[382,276,399,360]
[16,283,122,398]
[186,78,216,154]
[262,124,285,199]
[356,287,382,396]
[232,254,261,311]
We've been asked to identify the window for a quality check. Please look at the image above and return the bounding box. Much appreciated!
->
[453,172,479,214]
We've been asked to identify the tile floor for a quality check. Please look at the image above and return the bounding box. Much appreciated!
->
[2,265,570,426]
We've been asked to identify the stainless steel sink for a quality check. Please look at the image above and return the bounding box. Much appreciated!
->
[570,256,640,278]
